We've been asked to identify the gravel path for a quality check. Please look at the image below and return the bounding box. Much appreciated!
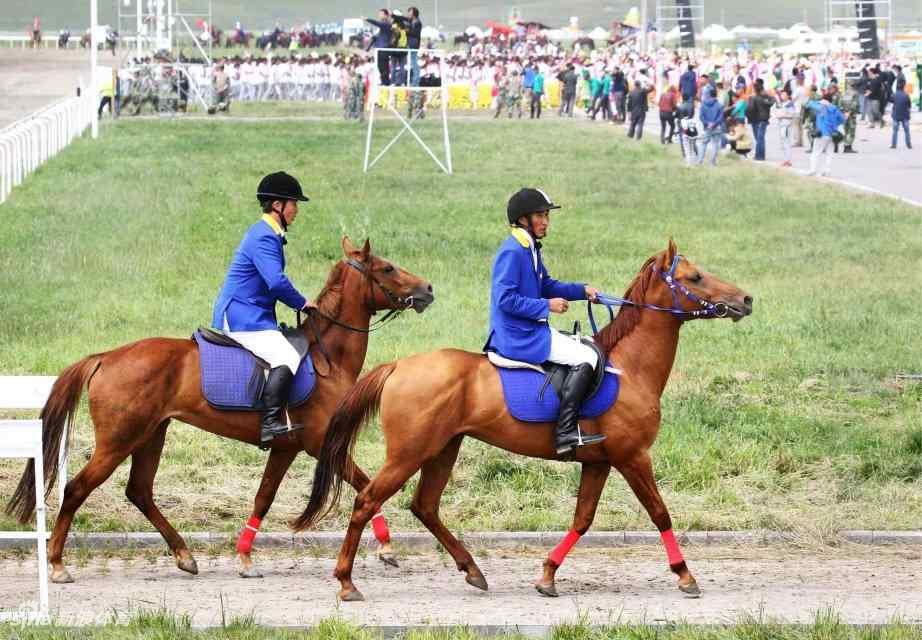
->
[0,49,97,128]
[1,546,919,626]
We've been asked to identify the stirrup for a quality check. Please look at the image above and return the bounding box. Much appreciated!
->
[556,427,606,455]
[259,423,304,450]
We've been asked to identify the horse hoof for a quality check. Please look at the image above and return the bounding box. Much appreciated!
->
[176,556,199,575]
[378,552,399,568]
[339,588,365,602]
[239,566,263,579]
[51,569,74,584]
[679,578,701,598]
[466,573,489,591]
[535,582,558,598]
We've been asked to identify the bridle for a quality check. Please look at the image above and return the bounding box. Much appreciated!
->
[300,258,415,333]
[587,254,729,334]
[296,258,416,376]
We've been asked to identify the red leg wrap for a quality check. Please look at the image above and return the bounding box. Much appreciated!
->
[371,512,391,544]
[548,529,581,566]
[661,529,684,566]
[236,516,261,554]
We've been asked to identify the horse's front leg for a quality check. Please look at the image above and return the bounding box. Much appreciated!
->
[618,451,700,596]
[237,446,299,578]
[535,462,610,597]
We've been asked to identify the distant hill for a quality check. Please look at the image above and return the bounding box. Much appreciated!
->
[4,0,921,35]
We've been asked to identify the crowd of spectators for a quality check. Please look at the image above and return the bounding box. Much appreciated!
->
[107,14,921,176]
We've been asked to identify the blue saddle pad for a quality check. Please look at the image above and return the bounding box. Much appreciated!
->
[192,331,316,411]
[496,367,620,423]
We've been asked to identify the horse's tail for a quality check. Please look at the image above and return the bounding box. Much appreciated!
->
[5,354,102,523]
[292,362,397,532]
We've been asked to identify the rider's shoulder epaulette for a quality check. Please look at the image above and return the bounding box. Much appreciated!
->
[510,227,531,249]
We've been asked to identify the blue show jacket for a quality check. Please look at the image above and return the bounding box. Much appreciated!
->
[212,216,308,331]
[485,229,586,364]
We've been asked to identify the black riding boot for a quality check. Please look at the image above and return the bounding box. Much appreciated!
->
[555,363,607,456]
[259,366,303,450]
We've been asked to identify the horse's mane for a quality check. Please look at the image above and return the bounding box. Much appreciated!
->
[314,260,348,320]
[593,253,661,353]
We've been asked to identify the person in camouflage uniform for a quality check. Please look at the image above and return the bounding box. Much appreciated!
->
[825,81,843,152]
[841,76,860,153]
[505,69,523,119]
[131,65,159,116]
[916,63,922,111]
[407,90,425,120]
[494,71,508,119]
[344,67,365,121]
[156,65,178,113]
[801,85,819,152]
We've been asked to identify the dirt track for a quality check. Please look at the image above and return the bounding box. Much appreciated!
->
[0,49,96,128]
[1,545,920,626]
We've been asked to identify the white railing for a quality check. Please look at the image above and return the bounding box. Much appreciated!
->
[0,94,96,205]
[0,376,60,622]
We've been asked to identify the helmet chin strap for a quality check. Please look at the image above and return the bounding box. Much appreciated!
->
[273,201,288,232]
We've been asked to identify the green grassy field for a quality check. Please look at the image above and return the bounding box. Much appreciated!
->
[2,610,921,640]
[0,109,920,540]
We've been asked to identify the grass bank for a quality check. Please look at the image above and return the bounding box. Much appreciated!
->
[1,611,920,640]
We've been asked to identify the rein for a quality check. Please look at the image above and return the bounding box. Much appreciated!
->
[587,254,729,334]
[296,258,414,374]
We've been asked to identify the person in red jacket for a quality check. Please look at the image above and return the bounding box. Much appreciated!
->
[658,85,679,144]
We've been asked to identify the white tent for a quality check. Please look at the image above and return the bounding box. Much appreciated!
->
[777,23,815,41]
[464,25,483,38]
[660,26,681,41]
[588,26,610,39]
[769,36,828,55]
[701,23,733,41]
[546,28,577,40]
[421,25,441,40]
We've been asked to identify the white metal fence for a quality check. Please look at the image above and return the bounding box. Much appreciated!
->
[0,95,96,205]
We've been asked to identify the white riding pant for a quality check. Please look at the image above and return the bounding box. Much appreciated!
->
[223,318,300,375]
[547,327,598,369]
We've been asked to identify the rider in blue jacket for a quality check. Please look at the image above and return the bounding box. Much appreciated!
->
[485,188,606,455]
[213,172,314,449]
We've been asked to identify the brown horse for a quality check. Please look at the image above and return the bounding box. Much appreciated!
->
[6,237,433,583]
[295,240,752,601]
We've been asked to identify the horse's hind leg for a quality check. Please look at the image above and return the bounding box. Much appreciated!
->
[48,447,130,583]
[535,462,610,597]
[237,446,298,578]
[618,451,700,597]
[409,435,487,591]
[343,456,397,567]
[125,421,197,575]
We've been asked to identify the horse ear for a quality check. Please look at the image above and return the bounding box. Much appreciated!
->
[361,238,371,260]
[667,238,678,259]
[341,235,357,256]
[662,237,678,269]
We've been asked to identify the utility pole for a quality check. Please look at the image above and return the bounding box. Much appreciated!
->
[640,0,647,53]
[91,0,98,139]
[136,0,143,57]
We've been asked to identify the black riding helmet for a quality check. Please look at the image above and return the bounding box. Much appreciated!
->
[506,187,560,225]
[256,171,310,205]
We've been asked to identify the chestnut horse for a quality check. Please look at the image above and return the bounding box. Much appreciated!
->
[295,240,752,601]
[6,237,433,583]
